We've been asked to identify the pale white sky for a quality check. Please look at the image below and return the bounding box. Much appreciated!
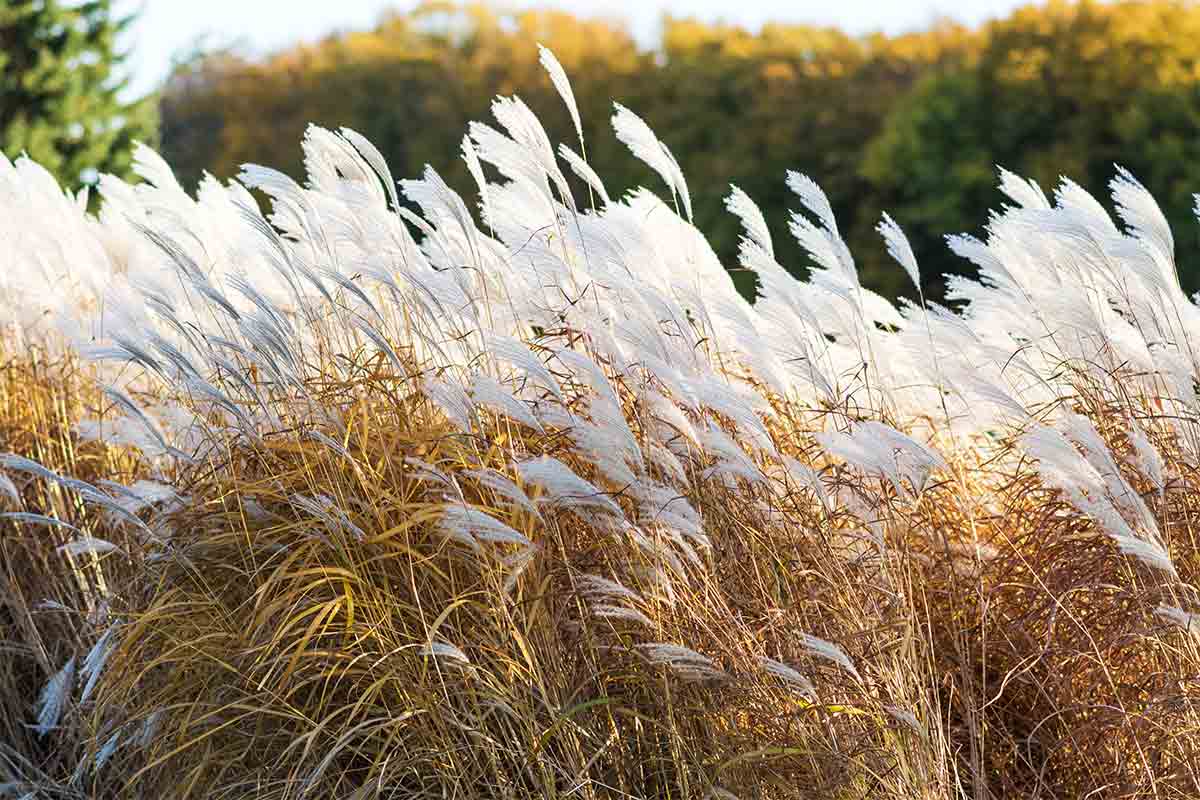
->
[116,0,1032,95]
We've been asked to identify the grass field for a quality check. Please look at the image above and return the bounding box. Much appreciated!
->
[1,49,1198,799]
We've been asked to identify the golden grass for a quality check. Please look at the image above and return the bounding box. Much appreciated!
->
[0,347,144,796]
[1,342,1197,799]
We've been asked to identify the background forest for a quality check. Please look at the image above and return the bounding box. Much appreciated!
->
[8,0,1200,299]
[153,0,1200,299]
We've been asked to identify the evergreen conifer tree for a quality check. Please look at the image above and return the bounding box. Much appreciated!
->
[0,0,156,186]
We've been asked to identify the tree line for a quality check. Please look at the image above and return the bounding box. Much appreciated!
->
[8,1,1200,300]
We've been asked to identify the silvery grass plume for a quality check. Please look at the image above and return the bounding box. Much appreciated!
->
[578,574,654,627]
[80,625,118,705]
[760,657,817,700]
[1021,423,1176,575]
[437,504,533,551]
[637,643,726,682]
[34,657,75,737]
[798,633,862,683]
[1156,604,1200,640]
[419,641,472,667]
[464,467,542,519]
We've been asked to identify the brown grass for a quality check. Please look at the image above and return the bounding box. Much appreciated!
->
[1,341,1197,800]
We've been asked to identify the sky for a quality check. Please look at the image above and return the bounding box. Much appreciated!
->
[116,0,1032,96]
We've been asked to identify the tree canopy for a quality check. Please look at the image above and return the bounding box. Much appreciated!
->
[866,0,1200,294]
[0,0,157,187]
[155,0,1200,299]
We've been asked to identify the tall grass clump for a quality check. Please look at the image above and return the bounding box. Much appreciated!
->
[0,49,1198,799]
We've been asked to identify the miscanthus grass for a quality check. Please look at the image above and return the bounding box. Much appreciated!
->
[1,48,1199,799]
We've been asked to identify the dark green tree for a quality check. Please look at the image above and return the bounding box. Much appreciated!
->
[863,0,1200,297]
[0,0,157,186]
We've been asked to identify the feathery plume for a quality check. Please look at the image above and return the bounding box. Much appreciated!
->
[538,45,582,141]
[34,657,75,737]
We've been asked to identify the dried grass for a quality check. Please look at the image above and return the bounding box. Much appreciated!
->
[1,48,1198,800]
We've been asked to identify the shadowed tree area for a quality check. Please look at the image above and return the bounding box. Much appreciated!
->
[865,0,1200,297]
